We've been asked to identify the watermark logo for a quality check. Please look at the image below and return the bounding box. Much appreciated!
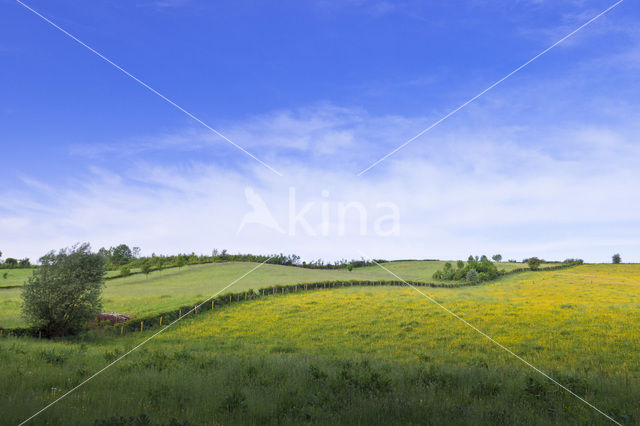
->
[238,187,399,236]
[237,187,285,234]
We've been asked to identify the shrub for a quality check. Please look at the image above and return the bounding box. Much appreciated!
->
[466,269,479,283]
[527,257,541,271]
[433,255,500,283]
[612,253,621,264]
[21,243,105,337]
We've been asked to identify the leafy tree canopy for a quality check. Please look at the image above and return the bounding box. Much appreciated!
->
[21,243,105,337]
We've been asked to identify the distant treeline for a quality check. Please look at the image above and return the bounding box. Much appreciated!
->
[99,244,386,278]
[0,250,32,269]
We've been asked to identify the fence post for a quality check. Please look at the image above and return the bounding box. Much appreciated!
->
[140,321,143,332]
[160,316,163,326]
[179,308,182,318]
[120,326,124,336]
[212,300,215,310]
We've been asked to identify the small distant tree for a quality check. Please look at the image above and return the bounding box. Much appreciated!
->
[4,258,18,269]
[527,257,541,271]
[19,258,31,268]
[466,268,479,283]
[157,259,165,273]
[456,260,464,269]
[176,257,186,269]
[492,254,502,263]
[141,263,152,278]
[120,266,131,277]
[612,254,621,264]
[21,243,105,337]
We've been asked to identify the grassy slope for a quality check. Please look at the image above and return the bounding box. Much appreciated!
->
[0,260,539,328]
[0,268,34,288]
[0,264,637,425]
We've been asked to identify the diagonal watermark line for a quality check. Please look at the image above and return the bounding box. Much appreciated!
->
[14,0,283,177]
[357,0,626,176]
[18,258,273,426]
[363,255,621,425]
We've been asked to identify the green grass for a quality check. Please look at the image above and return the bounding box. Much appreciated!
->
[0,268,34,288]
[0,260,544,328]
[0,265,637,425]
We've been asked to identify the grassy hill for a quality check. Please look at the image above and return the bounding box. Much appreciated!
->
[1,264,637,424]
[0,268,34,288]
[0,260,548,328]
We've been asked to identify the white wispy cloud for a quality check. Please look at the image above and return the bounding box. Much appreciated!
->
[4,99,640,263]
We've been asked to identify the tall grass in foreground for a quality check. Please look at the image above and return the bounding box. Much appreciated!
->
[1,338,636,425]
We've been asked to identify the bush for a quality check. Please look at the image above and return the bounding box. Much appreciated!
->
[21,243,105,337]
[120,266,131,277]
[612,254,621,264]
[527,257,541,271]
[433,255,500,283]
[466,269,479,283]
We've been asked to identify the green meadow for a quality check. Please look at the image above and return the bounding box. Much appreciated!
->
[0,264,638,425]
[0,260,542,328]
[0,268,34,288]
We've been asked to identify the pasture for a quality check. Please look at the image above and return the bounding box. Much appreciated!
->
[0,260,541,329]
[0,268,34,288]
[0,264,638,425]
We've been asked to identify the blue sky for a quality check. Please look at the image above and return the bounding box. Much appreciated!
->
[1,0,639,262]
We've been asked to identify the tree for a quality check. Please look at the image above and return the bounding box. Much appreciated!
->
[141,262,152,278]
[176,257,186,269]
[527,257,541,271]
[120,266,131,277]
[19,258,31,268]
[456,260,464,269]
[110,244,133,266]
[4,258,18,268]
[612,253,621,264]
[492,254,502,262]
[21,243,105,337]
[466,268,479,283]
